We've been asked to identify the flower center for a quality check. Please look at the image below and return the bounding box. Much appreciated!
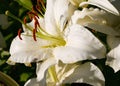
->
[26,11,66,47]
[6,0,66,48]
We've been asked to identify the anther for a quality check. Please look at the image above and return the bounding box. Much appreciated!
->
[34,16,40,30]
[18,28,22,40]
[23,17,27,24]
[28,11,39,19]
[33,29,37,41]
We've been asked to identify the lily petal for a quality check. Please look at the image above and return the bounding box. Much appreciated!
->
[72,8,120,36]
[7,35,52,63]
[24,78,46,86]
[53,25,106,63]
[107,35,120,49]
[44,0,58,35]
[106,44,120,72]
[36,58,56,81]
[106,36,120,72]
[54,0,76,32]
[62,62,105,86]
[45,0,76,35]
[80,0,119,15]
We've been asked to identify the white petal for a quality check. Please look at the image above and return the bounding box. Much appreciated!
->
[45,0,76,35]
[107,35,120,49]
[54,0,76,32]
[36,58,56,81]
[24,78,46,86]
[62,62,105,86]
[71,8,120,36]
[106,44,120,72]
[8,35,52,63]
[80,0,119,15]
[44,0,58,35]
[22,17,45,34]
[53,25,106,63]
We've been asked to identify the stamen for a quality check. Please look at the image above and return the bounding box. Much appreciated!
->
[33,29,37,41]
[18,29,22,40]
[27,11,39,19]
[38,0,46,10]
[36,5,44,17]
[5,11,23,24]
[5,10,33,31]
[23,17,27,24]
[34,16,40,30]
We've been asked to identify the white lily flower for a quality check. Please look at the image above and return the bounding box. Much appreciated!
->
[80,0,119,16]
[25,62,105,86]
[7,0,106,84]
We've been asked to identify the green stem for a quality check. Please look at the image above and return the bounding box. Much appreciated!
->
[0,71,19,86]
[5,11,23,24]
[5,11,33,31]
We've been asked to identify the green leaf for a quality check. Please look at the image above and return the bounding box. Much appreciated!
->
[20,73,30,82]
[15,0,32,10]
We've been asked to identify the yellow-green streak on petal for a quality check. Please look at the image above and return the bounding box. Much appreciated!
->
[36,31,66,47]
[48,66,59,83]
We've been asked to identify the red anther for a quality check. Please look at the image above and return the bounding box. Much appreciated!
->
[23,17,27,24]
[34,21,37,31]
[18,29,22,40]
[34,16,40,30]
[33,29,37,41]
[28,11,39,19]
